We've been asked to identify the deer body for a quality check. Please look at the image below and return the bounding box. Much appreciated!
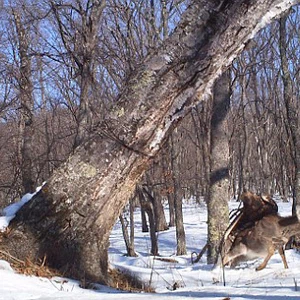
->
[223,214,300,270]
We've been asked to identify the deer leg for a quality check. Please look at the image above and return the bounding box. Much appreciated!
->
[256,247,275,271]
[278,246,288,269]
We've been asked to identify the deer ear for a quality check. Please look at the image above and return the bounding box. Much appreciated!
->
[241,191,259,211]
[241,191,254,201]
[261,194,271,203]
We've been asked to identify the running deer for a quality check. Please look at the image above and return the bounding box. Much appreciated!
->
[221,192,300,270]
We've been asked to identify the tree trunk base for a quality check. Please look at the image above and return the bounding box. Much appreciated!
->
[1,189,108,284]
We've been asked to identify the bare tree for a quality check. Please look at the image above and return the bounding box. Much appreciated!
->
[207,71,231,264]
[169,131,187,255]
[228,10,300,200]
[190,105,211,202]
[137,186,158,256]
[161,149,176,226]
[144,171,168,232]
[50,0,106,148]
[119,197,137,257]
[1,0,297,284]
[279,13,300,214]
[12,8,35,193]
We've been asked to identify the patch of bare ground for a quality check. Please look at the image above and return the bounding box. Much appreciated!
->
[108,268,154,293]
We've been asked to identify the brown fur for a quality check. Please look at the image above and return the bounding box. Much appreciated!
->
[223,213,300,270]
[224,192,278,243]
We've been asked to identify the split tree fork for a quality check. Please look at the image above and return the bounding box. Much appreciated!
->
[1,0,297,284]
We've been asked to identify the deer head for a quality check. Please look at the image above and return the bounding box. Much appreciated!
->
[221,192,300,270]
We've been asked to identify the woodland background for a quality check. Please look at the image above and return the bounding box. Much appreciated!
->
[0,0,299,272]
[0,1,299,204]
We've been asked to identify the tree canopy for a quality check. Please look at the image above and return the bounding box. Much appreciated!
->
[0,0,299,284]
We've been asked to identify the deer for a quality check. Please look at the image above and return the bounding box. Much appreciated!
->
[221,192,300,271]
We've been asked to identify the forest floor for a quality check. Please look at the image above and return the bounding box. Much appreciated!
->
[1,195,300,299]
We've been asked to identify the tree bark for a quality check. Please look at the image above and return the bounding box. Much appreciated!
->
[141,206,149,233]
[2,0,296,284]
[144,173,169,232]
[119,200,137,257]
[143,186,168,232]
[13,10,35,193]
[138,187,158,256]
[170,132,187,255]
[161,151,175,227]
[207,71,230,264]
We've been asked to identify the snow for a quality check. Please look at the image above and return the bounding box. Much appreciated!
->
[0,184,44,231]
[1,196,300,299]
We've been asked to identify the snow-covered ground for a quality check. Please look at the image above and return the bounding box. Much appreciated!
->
[1,197,300,299]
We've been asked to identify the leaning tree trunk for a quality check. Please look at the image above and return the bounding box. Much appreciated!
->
[1,0,296,284]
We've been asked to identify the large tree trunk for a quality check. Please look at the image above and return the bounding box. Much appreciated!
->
[1,0,296,284]
[207,71,231,264]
